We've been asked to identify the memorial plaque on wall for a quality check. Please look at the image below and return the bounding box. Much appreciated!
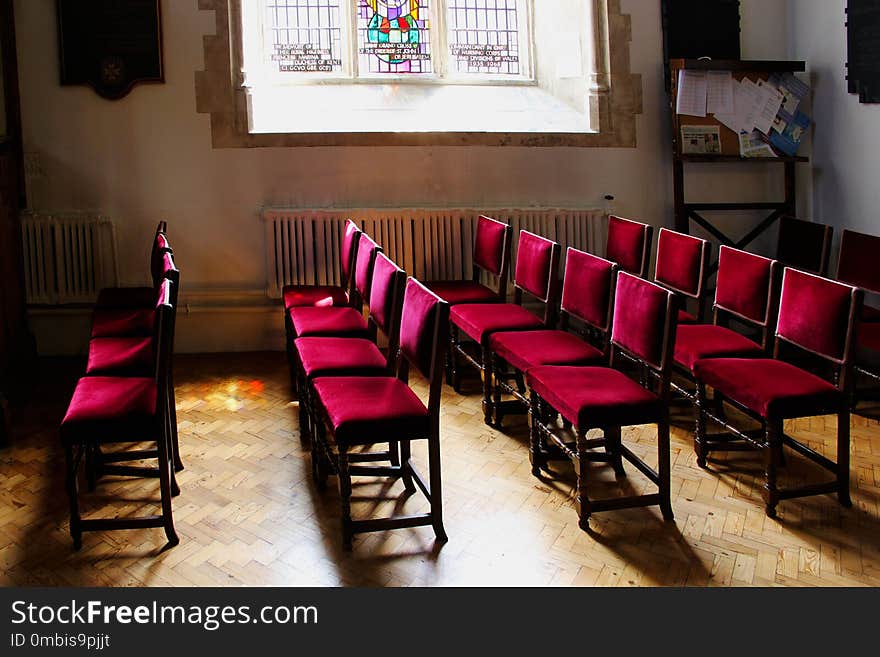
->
[661,0,741,90]
[57,0,163,100]
[847,0,880,103]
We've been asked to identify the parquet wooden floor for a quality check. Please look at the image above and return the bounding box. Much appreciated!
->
[2,352,879,587]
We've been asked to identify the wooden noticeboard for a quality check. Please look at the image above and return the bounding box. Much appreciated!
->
[56,0,163,100]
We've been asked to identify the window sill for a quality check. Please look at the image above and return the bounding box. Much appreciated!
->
[247,84,596,135]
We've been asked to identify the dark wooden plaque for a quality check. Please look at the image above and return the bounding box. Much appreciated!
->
[661,0,741,90]
[56,0,163,100]
[847,0,880,103]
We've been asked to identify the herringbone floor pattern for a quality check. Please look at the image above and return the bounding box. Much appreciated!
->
[2,352,879,586]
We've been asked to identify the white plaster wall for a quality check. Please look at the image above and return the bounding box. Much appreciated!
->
[788,0,880,253]
[15,0,790,353]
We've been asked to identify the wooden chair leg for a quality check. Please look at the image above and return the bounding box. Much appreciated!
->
[311,420,328,490]
[389,440,400,467]
[480,345,493,425]
[575,429,592,531]
[657,418,674,521]
[837,408,853,507]
[450,326,462,394]
[491,354,503,427]
[338,445,353,550]
[155,428,179,548]
[694,382,709,469]
[85,444,97,492]
[427,434,447,542]
[167,377,183,472]
[605,426,626,477]
[763,421,782,518]
[65,444,82,550]
[400,439,415,492]
[528,390,544,476]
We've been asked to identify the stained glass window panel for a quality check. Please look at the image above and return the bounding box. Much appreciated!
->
[447,0,522,76]
[265,0,344,73]
[357,1,433,75]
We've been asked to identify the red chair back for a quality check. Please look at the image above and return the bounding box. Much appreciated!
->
[776,215,832,276]
[715,245,778,327]
[473,215,509,277]
[513,231,559,303]
[611,272,677,372]
[150,232,173,286]
[655,228,710,300]
[837,228,880,295]
[776,268,862,365]
[341,220,361,284]
[606,215,653,278]
[368,252,406,346]
[560,248,616,333]
[398,279,450,414]
[153,277,176,385]
[354,234,381,306]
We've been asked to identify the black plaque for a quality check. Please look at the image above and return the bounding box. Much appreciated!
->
[661,0,741,90]
[56,0,163,100]
[847,1,880,103]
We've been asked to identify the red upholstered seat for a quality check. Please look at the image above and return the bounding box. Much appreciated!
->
[693,358,842,419]
[91,307,154,338]
[289,306,369,338]
[424,280,499,305]
[86,337,153,376]
[60,377,157,444]
[95,287,155,310]
[295,337,387,379]
[527,366,663,428]
[860,322,880,351]
[862,305,880,323]
[489,330,603,372]
[674,324,763,371]
[678,309,698,324]
[312,377,429,445]
[450,303,543,345]
[283,285,348,310]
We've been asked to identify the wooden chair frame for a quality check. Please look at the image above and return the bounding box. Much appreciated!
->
[693,272,862,518]
[63,279,179,550]
[776,215,833,277]
[528,284,678,529]
[450,234,560,424]
[310,280,450,549]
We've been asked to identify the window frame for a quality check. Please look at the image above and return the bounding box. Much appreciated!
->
[195,0,642,148]
[249,0,535,85]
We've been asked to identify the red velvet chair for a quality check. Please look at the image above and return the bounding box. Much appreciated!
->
[693,268,862,517]
[60,278,179,549]
[283,219,360,310]
[776,215,833,277]
[94,221,170,309]
[426,214,512,305]
[85,252,183,474]
[526,272,678,528]
[488,248,617,427]
[837,228,880,322]
[294,252,406,440]
[449,230,560,424]
[673,246,779,397]
[606,215,653,278]
[309,278,450,549]
[654,227,711,324]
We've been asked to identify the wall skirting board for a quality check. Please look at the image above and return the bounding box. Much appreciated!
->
[28,290,284,355]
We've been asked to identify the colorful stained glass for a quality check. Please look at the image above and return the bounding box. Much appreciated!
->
[265,0,344,73]
[358,1,433,74]
[447,0,522,76]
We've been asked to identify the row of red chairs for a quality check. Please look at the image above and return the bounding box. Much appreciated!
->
[60,222,182,550]
[284,215,871,535]
[283,222,448,549]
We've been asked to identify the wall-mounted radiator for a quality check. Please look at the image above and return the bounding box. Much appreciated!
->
[262,208,608,299]
[20,212,118,304]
